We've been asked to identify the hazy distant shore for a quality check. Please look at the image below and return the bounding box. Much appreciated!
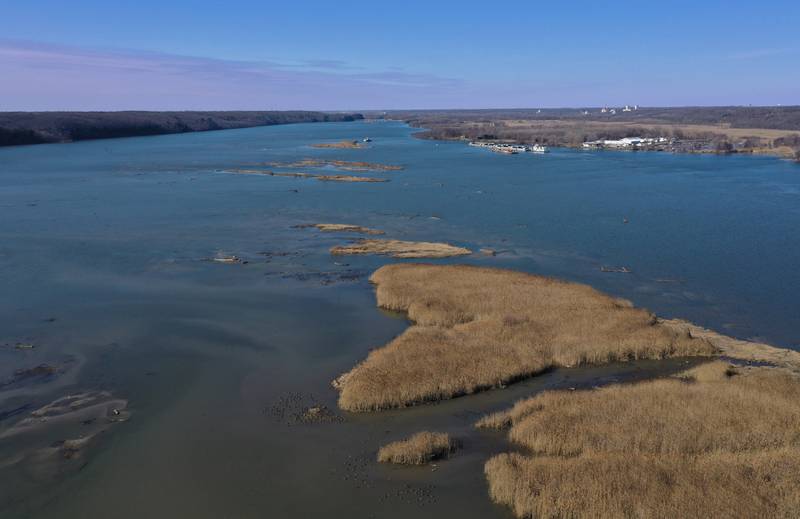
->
[0,111,364,147]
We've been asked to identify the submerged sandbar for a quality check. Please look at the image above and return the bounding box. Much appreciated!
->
[222,169,388,183]
[330,239,471,259]
[310,140,363,149]
[265,159,402,171]
[295,223,385,235]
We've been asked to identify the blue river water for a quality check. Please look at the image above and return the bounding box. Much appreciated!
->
[0,120,798,517]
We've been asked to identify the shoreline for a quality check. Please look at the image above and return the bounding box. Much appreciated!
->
[388,116,800,161]
[0,111,365,148]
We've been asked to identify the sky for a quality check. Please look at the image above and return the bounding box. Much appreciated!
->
[1,0,798,110]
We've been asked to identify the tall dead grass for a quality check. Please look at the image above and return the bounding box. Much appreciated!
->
[377,431,456,465]
[330,240,471,259]
[335,264,715,411]
[483,362,800,518]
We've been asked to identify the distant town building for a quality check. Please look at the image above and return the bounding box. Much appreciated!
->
[582,136,669,149]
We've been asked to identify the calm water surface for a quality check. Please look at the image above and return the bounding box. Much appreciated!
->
[0,121,798,517]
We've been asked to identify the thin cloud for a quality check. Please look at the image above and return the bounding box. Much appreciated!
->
[727,48,796,60]
[0,39,463,110]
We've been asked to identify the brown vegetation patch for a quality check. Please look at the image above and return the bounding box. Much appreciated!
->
[483,362,800,518]
[330,240,471,259]
[313,174,387,183]
[311,140,363,149]
[223,169,388,183]
[295,223,385,235]
[334,264,715,411]
[377,431,457,465]
[265,159,402,171]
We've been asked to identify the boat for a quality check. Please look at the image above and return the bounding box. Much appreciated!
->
[530,144,549,154]
[363,137,372,143]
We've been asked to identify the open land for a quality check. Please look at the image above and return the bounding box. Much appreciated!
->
[383,106,800,159]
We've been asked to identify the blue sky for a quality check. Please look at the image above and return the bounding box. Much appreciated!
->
[1,0,798,110]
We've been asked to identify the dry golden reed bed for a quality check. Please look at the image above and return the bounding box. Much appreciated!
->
[482,361,800,518]
[310,140,363,149]
[295,223,385,235]
[377,431,456,465]
[330,239,471,259]
[334,264,715,411]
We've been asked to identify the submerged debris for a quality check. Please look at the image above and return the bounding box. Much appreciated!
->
[1,364,60,388]
[294,223,385,235]
[0,390,129,478]
[277,269,368,286]
[268,392,343,425]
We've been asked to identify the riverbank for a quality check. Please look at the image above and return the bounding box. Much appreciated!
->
[384,109,800,161]
[0,111,364,147]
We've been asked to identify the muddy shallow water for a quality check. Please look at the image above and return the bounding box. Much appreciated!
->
[1,120,798,517]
